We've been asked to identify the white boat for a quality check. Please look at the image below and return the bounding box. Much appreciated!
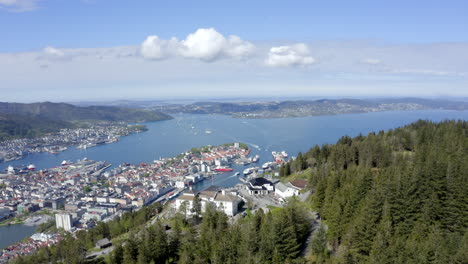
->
[243,167,259,175]
[27,164,36,170]
[234,172,240,176]
[251,155,260,163]
[205,130,213,134]
[281,151,288,157]
[61,160,68,166]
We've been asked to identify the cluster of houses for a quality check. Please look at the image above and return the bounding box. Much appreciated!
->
[176,177,309,216]
[0,233,62,263]
[176,186,241,216]
[0,124,142,162]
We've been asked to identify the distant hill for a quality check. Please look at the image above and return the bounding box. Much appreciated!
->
[0,102,172,123]
[0,102,172,141]
[161,98,468,118]
[0,112,72,141]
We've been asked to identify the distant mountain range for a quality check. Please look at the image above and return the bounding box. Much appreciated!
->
[158,98,468,118]
[0,102,172,141]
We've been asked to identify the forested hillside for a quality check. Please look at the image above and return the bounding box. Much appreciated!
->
[13,200,311,264]
[12,120,467,264]
[281,120,467,263]
[0,102,172,141]
[0,102,172,123]
[0,113,72,141]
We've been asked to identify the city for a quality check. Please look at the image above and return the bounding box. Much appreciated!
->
[0,142,310,262]
[0,124,147,163]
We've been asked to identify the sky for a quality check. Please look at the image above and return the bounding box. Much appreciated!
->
[1,0,467,102]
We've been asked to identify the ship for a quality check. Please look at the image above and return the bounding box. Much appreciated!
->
[243,166,259,175]
[272,151,288,163]
[251,155,260,163]
[27,164,36,170]
[262,162,275,170]
[214,166,234,172]
[61,160,69,166]
[7,165,15,174]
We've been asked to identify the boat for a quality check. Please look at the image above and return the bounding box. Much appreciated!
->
[251,155,260,163]
[272,151,288,163]
[27,164,36,170]
[7,165,15,174]
[61,160,68,166]
[214,166,234,172]
[262,162,271,169]
[243,166,259,175]
[234,172,240,176]
[205,130,213,134]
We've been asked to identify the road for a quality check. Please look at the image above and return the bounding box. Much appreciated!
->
[86,245,114,260]
[299,211,324,257]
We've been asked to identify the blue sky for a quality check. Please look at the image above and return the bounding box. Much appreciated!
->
[1,0,467,101]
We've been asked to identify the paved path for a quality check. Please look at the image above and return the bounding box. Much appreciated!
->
[299,211,322,257]
[86,246,114,259]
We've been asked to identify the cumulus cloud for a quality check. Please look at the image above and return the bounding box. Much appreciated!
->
[0,0,41,12]
[224,35,255,58]
[140,36,178,60]
[179,28,226,61]
[140,28,255,62]
[265,43,315,67]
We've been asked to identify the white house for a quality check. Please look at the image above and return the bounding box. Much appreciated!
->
[275,182,300,199]
[212,190,240,216]
[175,190,197,215]
[175,187,240,216]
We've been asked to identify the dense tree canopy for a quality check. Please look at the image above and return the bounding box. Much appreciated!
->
[282,120,467,263]
[13,120,467,263]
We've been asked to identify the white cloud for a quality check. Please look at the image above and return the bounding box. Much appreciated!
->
[43,46,64,57]
[362,58,381,65]
[37,46,70,61]
[179,28,226,61]
[0,0,41,12]
[265,43,315,67]
[140,36,178,60]
[140,28,255,62]
[390,69,467,77]
[224,35,255,58]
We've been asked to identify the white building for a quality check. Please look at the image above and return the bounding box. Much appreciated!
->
[175,190,196,215]
[175,187,240,217]
[211,190,240,216]
[55,213,73,231]
[275,182,300,199]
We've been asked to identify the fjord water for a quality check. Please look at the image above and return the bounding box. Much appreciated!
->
[1,110,467,248]
[2,110,468,177]
[0,224,36,249]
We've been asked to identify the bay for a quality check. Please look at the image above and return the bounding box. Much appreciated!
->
[0,224,36,249]
[1,110,468,189]
[1,110,468,248]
